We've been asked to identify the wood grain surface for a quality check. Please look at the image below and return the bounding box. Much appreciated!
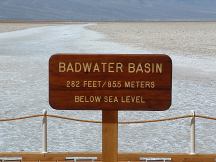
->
[49,54,172,111]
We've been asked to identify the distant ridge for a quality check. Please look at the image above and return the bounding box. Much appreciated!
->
[0,0,216,21]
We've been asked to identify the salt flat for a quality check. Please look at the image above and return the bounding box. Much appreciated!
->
[88,22,216,57]
[0,22,216,153]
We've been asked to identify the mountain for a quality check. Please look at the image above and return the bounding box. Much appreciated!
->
[0,0,216,21]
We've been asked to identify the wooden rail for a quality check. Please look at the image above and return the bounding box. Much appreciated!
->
[0,152,216,162]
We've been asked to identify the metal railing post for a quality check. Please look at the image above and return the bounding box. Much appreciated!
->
[42,109,48,153]
[190,110,196,154]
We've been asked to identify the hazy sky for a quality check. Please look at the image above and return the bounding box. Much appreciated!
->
[0,0,216,21]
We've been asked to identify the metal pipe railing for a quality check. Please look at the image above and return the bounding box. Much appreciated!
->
[2,109,216,155]
[42,109,48,153]
[40,109,198,155]
[190,111,196,154]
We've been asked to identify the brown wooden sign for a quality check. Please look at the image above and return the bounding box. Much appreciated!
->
[49,54,172,111]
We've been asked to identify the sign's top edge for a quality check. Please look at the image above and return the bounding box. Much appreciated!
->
[50,53,172,59]
[52,53,168,56]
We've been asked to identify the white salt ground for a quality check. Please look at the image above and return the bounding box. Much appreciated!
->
[0,23,215,153]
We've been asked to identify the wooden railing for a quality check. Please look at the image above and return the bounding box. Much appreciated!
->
[0,152,216,162]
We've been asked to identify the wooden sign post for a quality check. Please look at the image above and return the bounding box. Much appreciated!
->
[49,54,172,162]
[102,110,118,162]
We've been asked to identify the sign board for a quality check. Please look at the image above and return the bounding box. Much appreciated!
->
[49,54,172,111]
